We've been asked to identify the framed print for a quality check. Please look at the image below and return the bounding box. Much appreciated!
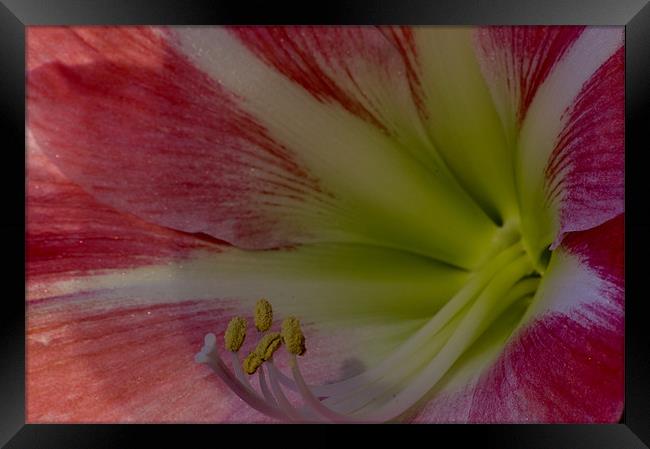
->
[2,0,650,446]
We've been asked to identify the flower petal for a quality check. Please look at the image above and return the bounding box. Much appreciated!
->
[169,26,503,268]
[27,133,218,293]
[27,26,165,70]
[27,297,250,422]
[41,242,470,324]
[474,26,585,136]
[412,214,623,423]
[543,45,624,242]
[475,27,623,256]
[29,112,463,421]
[27,27,336,253]
[29,26,500,269]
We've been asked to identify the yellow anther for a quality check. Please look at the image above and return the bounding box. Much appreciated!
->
[254,299,273,332]
[242,352,264,375]
[224,316,247,352]
[281,316,306,356]
[254,332,282,361]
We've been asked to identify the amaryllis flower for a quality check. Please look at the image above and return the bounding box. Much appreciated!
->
[26,25,623,423]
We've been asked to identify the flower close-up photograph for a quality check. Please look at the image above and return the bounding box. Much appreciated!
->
[25,24,625,426]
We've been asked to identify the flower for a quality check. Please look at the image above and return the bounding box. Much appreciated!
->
[26,26,623,423]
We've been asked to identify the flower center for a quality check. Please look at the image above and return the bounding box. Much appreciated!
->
[197,232,545,422]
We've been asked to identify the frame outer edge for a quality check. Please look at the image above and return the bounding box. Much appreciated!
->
[625,0,650,447]
[4,0,649,447]
[0,0,26,447]
[0,0,648,25]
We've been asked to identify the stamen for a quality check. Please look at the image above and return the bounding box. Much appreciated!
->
[266,360,311,422]
[258,365,279,408]
[231,352,254,391]
[242,331,282,375]
[287,355,349,423]
[255,332,282,361]
[308,241,524,399]
[224,316,247,352]
[281,316,306,356]
[197,242,541,423]
[195,334,286,420]
[254,298,273,332]
[324,310,464,415]
[242,352,264,375]
[330,276,540,417]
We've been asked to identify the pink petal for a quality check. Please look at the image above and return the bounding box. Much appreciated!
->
[414,214,623,423]
[28,26,329,251]
[27,27,163,70]
[27,151,459,423]
[27,134,218,290]
[380,27,427,116]
[29,26,499,268]
[27,296,270,422]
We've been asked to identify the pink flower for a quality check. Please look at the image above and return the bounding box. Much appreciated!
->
[26,26,623,423]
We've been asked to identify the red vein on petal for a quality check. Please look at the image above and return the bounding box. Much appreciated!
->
[475,26,585,125]
[545,48,624,235]
[380,26,428,120]
[230,26,412,135]
[467,309,623,423]
[27,149,218,285]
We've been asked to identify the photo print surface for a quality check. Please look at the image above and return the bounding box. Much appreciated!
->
[26,26,624,423]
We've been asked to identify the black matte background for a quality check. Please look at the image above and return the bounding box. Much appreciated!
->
[1,0,649,447]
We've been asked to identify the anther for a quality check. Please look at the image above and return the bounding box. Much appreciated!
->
[242,352,264,375]
[242,333,282,375]
[255,332,282,361]
[281,316,306,356]
[254,299,273,332]
[224,316,247,352]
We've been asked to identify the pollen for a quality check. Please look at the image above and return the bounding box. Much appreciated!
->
[255,332,282,361]
[224,316,247,352]
[281,316,306,356]
[242,351,264,375]
[254,298,273,332]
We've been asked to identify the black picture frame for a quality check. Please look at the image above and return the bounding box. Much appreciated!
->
[2,0,649,447]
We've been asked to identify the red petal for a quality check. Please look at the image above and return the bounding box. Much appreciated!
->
[546,47,624,237]
[28,27,326,251]
[27,297,274,422]
[483,215,624,422]
[27,136,217,288]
